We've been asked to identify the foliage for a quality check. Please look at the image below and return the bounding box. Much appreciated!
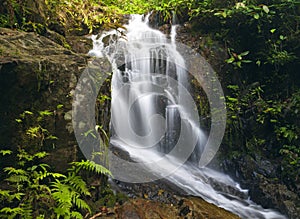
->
[225,49,251,68]
[0,149,111,218]
[0,109,112,218]
[15,109,57,153]
[70,160,112,176]
[0,0,154,34]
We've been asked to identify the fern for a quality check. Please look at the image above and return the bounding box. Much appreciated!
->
[71,160,112,176]
[66,173,91,196]
[73,198,90,212]
[4,167,27,175]
[52,180,90,218]
[0,190,11,199]
[71,211,84,219]
[0,190,24,203]
[52,178,91,214]
[0,110,112,218]
[6,174,29,184]
[0,207,24,216]
[1,147,110,218]
[0,206,32,219]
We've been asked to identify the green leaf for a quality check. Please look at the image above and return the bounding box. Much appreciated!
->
[71,160,112,176]
[227,97,238,103]
[226,57,235,63]
[240,51,249,56]
[242,60,252,63]
[227,85,239,91]
[24,111,33,115]
[0,190,11,198]
[57,104,64,109]
[270,28,276,33]
[6,175,29,183]
[39,110,53,117]
[46,135,58,140]
[13,192,25,201]
[0,150,12,156]
[0,207,24,214]
[51,173,67,179]
[222,11,227,18]
[34,151,49,159]
[4,167,27,175]
[262,5,269,13]
[71,211,83,219]
[74,198,91,213]
[254,13,260,19]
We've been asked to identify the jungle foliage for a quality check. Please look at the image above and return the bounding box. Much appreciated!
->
[0,109,116,218]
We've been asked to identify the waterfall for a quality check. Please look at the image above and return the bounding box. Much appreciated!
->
[89,14,286,219]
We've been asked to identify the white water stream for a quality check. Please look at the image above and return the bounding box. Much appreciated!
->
[89,14,286,219]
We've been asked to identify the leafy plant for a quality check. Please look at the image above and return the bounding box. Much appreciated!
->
[225,49,252,68]
[0,149,112,218]
[0,108,113,218]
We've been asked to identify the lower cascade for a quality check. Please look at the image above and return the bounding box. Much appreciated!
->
[89,14,286,219]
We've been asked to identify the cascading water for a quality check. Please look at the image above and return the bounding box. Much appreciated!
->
[89,14,286,219]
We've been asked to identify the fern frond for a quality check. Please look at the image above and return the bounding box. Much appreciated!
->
[0,207,24,214]
[35,171,49,182]
[51,173,67,179]
[37,172,66,182]
[52,182,73,206]
[66,173,90,196]
[0,190,11,198]
[73,198,91,213]
[37,163,50,171]
[0,206,32,219]
[6,175,29,183]
[18,203,33,219]
[71,211,84,219]
[17,150,48,163]
[4,167,27,175]
[0,190,23,203]
[54,206,70,218]
[71,160,111,176]
[11,192,25,201]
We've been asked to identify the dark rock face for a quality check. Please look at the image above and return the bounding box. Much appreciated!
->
[66,35,93,54]
[221,155,300,219]
[0,27,111,170]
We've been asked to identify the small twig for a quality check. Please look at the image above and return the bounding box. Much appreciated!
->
[89,212,103,219]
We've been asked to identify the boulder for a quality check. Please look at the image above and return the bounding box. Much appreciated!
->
[0,27,111,170]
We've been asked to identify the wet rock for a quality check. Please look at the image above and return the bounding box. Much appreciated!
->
[179,205,190,216]
[99,197,240,219]
[66,35,93,54]
[249,174,300,219]
[0,27,111,170]
[221,155,300,218]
